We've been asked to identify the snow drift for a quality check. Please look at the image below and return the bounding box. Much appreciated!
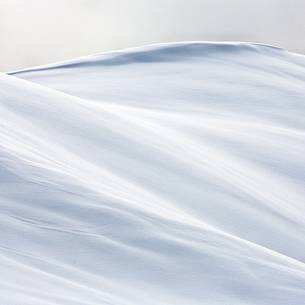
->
[1,42,305,305]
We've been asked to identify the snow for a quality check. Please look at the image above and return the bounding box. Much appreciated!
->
[1,42,305,304]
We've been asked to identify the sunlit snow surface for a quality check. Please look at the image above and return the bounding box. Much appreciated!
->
[1,42,305,305]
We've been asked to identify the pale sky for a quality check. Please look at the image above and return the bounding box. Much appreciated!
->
[1,0,305,71]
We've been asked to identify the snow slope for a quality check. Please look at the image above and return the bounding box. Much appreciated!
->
[1,42,305,305]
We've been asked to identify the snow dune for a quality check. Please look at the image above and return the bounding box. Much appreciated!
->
[1,42,305,304]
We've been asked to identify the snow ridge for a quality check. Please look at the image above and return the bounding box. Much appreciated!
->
[1,42,305,305]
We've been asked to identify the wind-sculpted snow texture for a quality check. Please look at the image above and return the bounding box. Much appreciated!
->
[1,42,305,305]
